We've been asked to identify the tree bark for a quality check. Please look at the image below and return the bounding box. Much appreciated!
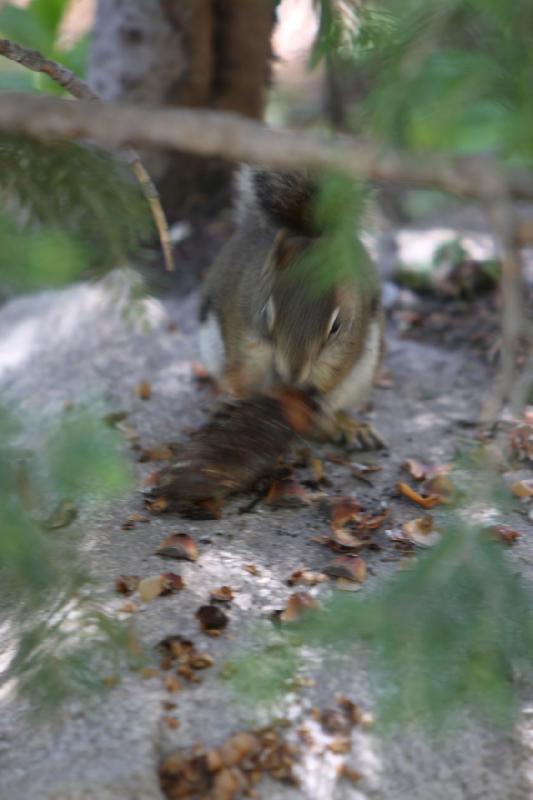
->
[89,0,274,221]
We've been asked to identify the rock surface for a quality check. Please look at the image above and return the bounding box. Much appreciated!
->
[0,267,531,800]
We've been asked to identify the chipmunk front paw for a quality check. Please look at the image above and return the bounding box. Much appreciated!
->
[316,410,386,450]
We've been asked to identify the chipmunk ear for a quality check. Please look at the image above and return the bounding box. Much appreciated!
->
[269,229,310,272]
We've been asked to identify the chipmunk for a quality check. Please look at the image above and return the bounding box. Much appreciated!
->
[199,167,384,447]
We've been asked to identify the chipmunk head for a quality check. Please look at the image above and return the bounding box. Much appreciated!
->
[260,230,379,394]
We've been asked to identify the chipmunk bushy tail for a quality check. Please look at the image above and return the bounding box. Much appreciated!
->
[234,166,319,237]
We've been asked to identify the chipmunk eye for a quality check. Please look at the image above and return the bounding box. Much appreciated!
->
[327,308,342,339]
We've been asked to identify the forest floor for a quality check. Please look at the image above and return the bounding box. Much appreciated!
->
[0,224,532,800]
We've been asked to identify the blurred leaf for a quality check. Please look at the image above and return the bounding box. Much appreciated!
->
[0,505,61,602]
[28,0,70,39]
[47,412,133,500]
[8,609,145,717]
[0,213,87,290]
[223,629,302,706]
[228,451,533,729]
[302,523,532,729]
[311,0,343,68]
[296,173,377,294]
[311,0,533,162]
[0,4,50,52]
[0,136,153,286]
[0,1,88,94]
[0,62,37,92]
[0,401,136,713]
[311,0,360,68]
[60,32,89,78]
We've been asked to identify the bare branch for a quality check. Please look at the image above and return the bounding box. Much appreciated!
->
[0,37,95,100]
[0,38,174,273]
[0,90,532,204]
[481,195,529,423]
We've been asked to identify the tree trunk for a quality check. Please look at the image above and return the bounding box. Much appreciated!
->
[89,0,274,222]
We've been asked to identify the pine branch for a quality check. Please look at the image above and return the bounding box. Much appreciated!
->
[0,38,174,273]
[0,89,533,205]
[0,137,155,280]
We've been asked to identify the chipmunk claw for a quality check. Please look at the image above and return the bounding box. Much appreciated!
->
[329,412,386,451]
[311,411,385,449]
[350,422,386,451]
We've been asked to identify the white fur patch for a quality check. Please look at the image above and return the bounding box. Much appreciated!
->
[233,164,255,227]
[327,320,381,412]
[199,312,225,377]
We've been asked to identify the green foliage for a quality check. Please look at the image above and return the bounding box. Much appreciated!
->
[313,0,533,162]
[222,633,303,707]
[9,609,144,717]
[1,406,133,602]
[302,525,532,729]
[47,411,133,499]
[311,0,360,67]
[0,404,138,714]
[0,0,89,93]
[0,104,150,713]
[296,173,377,295]
[311,0,344,67]
[0,136,153,289]
[0,213,86,290]
[227,454,533,730]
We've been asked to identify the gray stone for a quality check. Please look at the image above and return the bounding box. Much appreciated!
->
[0,268,531,799]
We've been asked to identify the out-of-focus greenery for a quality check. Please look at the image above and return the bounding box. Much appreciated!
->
[0,0,88,92]
[0,212,86,290]
[222,635,302,706]
[0,3,154,713]
[313,0,533,164]
[10,610,143,716]
[0,136,153,289]
[227,454,533,729]
[311,0,359,69]
[303,529,531,730]
[0,406,142,715]
[295,173,377,295]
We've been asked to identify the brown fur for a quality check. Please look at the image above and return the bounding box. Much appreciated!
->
[200,169,383,411]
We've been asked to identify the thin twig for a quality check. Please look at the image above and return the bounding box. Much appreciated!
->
[0,37,95,100]
[1,93,533,203]
[511,351,533,414]
[0,38,174,272]
[481,193,528,423]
